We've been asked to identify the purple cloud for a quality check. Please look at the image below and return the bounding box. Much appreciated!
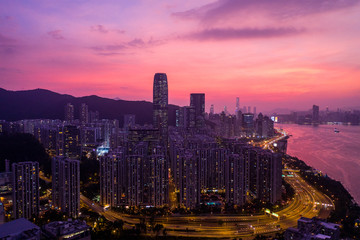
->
[95,52,123,56]
[90,37,164,55]
[128,38,145,47]
[0,33,17,55]
[90,44,127,52]
[173,0,360,21]
[185,27,305,41]
[115,29,126,34]
[0,67,22,73]
[90,25,108,33]
[90,25,125,34]
[0,15,13,22]
[0,33,16,43]
[47,30,64,40]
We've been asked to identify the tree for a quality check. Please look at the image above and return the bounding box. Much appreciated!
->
[113,219,124,231]
[153,224,164,236]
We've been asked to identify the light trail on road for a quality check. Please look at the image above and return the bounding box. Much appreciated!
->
[81,171,334,238]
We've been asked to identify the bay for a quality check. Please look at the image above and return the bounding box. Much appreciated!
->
[277,124,360,204]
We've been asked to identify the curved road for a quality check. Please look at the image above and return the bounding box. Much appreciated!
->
[81,171,334,238]
[39,129,334,238]
[80,129,334,238]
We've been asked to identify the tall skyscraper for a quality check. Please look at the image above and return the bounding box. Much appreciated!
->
[242,113,255,137]
[236,97,240,114]
[153,73,168,142]
[313,105,320,124]
[179,151,200,209]
[169,134,282,208]
[52,157,80,218]
[190,93,205,129]
[12,162,39,219]
[124,114,136,130]
[63,125,81,159]
[190,93,205,117]
[65,103,74,122]
[176,106,196,130]
[80,103,89,125]
[210,104,214,115]
[253,106,257,117]
[225,154,245,206]
[256,150,282,203]
[247,106,251,113]
[224,106,228,115]
[256,113,275,138]
[89,110,99,123]
[100,148,126,207]
[100,144,169,207]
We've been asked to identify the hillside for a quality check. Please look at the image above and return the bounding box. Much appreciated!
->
[0,88,179,126]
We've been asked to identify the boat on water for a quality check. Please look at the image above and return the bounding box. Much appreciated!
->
[334,128,340,133]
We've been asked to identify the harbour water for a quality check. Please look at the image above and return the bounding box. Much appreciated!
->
[277,124,360,204]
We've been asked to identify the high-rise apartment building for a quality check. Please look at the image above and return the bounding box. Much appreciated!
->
[190,93,205,128]
[225,154,245,206]
[176,106,196,130]
[236,97,240,114]
[241,146,282,203]
[12,162,39,219]
[210,104,214,115]
[80,103,89,125]
[65,103,74,122]
[63,125,81,159]
[224,106,228,115]
[153,73,168,143]
[169,134,282,208]
[123,114,136,130]
[313,105,320,124]
[242,113,255,137]
[52,157,80,218]
[89,110,99,123]
[255,113,275,138]
[242,106,247,113]
[100,143,169,207]
[179,151,201,209]
[100,148,126,207]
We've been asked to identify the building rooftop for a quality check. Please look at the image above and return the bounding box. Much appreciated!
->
[0,218,40,238]
[312,234,331,239]
[43,219,90,238]
[320,221,340,230]
[298,217,313,223]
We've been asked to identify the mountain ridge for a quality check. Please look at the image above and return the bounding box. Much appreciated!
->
[0,88,179,126]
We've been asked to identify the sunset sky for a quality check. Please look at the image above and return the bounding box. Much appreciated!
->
[1,0,360,113]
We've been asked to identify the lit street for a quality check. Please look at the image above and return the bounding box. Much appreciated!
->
[80,171,334,238]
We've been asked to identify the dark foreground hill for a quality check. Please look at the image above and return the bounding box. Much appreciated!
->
[0,88,179,126]
[0,133,51,173]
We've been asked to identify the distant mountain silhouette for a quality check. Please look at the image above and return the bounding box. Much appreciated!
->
[0,88,179,126]
[267,108,293,115]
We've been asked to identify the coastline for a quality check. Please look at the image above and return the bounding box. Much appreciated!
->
[283,153,360,238]
[277,123,360,205]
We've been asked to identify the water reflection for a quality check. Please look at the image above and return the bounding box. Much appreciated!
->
[277,124,360,204]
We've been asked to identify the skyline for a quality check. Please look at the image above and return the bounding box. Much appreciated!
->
[1,0,360,113]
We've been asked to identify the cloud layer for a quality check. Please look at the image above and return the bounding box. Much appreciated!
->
[185,27,304,40]
[174,0,360,21]
[0,0,359,112]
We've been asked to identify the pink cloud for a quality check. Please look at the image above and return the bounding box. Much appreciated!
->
[0,0,359,113]
[47,30,65,40]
